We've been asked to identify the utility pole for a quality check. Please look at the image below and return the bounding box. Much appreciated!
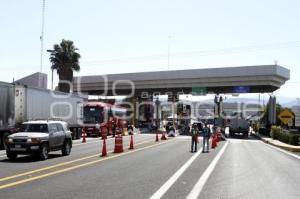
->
[167,36,171,70]
[40,0,46,72]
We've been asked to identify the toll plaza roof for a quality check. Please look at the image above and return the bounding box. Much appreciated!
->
[73,65,290,96]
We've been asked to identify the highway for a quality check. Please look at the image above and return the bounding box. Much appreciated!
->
[0,134,299,199]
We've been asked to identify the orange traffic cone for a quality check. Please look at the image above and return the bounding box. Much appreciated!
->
[161,132,167,140]
[101,138,107,157]
[155,132,159,142]
[211,135,216,149]
[82,128,86,143]
[129,134,134,150]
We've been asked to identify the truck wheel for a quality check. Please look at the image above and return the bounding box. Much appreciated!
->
[76,128,82,139]
[62,140,71,156]
[71,128,75,140]
[39,143,49,160]
[6,150,17,161]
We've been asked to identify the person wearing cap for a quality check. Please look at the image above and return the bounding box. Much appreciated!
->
[190,123,199,153]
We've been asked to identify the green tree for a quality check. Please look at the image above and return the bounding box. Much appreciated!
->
[261,101,285,127]
[49,39,81,93]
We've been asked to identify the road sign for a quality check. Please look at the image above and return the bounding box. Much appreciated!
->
[233,86,250,93]
[192,87,207,95]
[278,109,294,125]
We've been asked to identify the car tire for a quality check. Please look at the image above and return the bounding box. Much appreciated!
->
[1,132,9,149]
[39,143,49,160]
[62,140,71,156]
[6,150,17,161]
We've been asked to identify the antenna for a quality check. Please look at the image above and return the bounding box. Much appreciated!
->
[40,0,46,72]
[167,35,171,70]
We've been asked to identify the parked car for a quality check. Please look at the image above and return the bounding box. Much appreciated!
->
[5,120,73,160]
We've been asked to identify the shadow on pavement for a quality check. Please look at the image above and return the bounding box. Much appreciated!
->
[226,134,260,141]
[0,154,62,163]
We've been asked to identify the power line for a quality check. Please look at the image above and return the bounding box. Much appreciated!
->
[81,40,300,65]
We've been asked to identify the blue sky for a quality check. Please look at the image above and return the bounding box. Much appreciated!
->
[1,0,300,100]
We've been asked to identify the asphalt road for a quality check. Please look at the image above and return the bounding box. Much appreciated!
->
[0,134,299,199]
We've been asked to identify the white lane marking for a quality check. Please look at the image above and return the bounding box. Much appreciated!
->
[263,142,300,160]
[186,141,229,199]
[149,150,202,199]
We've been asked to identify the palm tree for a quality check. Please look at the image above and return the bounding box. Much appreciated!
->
[49,39,81,93]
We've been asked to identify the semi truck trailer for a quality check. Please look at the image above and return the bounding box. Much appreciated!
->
[0,81,85,149]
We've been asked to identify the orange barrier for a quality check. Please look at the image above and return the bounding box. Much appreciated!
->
[114,134,124,153]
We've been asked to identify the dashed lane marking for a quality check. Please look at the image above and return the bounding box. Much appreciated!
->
[186,141,229,199]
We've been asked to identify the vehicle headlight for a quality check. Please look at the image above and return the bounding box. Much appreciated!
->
[8,138,13,143]
[30,138,41,144]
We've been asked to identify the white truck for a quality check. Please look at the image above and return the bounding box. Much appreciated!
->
[228,112,250,137]
[0,81,86,149]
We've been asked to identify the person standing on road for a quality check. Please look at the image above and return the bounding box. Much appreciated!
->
[202,123,211,153]
[190,124,199,153]
[112,121,116,137]
[127,123,133,135]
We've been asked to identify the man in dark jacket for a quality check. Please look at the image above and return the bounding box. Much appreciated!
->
[202,123,211,153]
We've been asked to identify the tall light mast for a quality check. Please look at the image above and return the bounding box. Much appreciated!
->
[40,0,46,72]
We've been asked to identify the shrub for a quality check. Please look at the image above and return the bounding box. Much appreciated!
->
[289,134,300,146]
[259,127,270,137]
[278,132,290,144]
[270,126,281,140]
[274,131,300,146]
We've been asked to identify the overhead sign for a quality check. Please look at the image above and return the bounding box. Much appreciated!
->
[278,109,294,125]
[233,86,250,93]
[192,87,207,95]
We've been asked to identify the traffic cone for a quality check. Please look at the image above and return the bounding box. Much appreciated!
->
[211,135,216,149]
[129,134,134,150]
[155,132,159,142]
[161,132,167,140]
[101,138,107,157]
[82,128,86,143]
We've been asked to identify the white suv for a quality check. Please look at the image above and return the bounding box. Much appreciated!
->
[6,120,73,160]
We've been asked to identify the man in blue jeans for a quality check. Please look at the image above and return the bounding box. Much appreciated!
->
[190,124,199,153]
[202,123,211,153]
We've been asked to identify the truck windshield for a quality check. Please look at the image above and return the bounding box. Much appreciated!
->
[20,124,48,133]
[84,106,104,124]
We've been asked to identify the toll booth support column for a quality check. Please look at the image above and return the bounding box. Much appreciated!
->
[155,98,161,129]
[172,95,176,129]
[132,97,137,128]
